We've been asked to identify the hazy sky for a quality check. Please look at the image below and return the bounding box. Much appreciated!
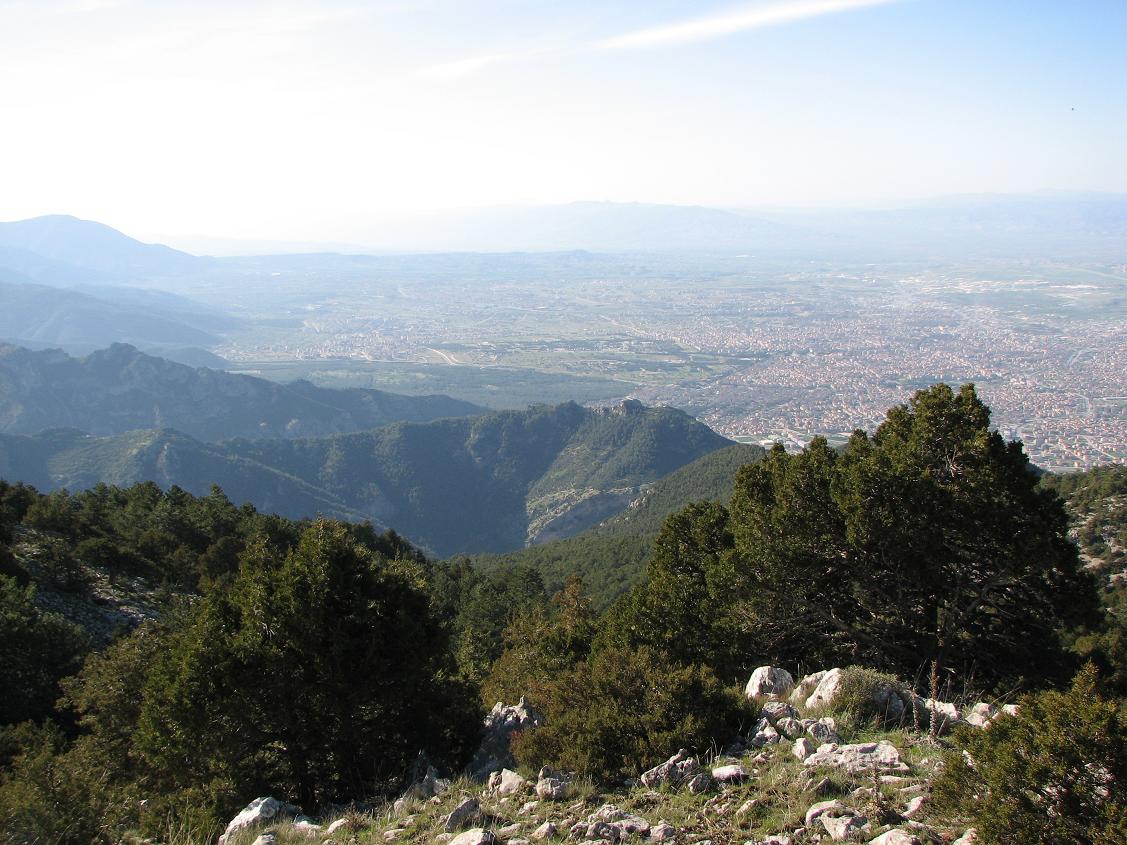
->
[1,0,1125,242]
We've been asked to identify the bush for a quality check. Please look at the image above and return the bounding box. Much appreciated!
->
[831,666,917,730]
[933,665,1127,844]
[512,645,754,784]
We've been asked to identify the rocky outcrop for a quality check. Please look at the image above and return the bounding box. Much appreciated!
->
[640,749,715,793]
[468,698,543,780]
[217,797,301,845]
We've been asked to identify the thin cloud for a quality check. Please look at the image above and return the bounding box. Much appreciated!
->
[598,0,904,51]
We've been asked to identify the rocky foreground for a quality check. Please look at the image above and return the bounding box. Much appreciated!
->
[207,667,1004,845]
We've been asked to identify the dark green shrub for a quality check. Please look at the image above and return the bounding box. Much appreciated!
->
[512,645,754,783]
[832,665,917,729]
[933,665,1127,844]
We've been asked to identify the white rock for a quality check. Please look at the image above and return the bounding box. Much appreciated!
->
[792,738,815,761]
[804,799,849,827]
[218,797,300,845]
[805,668,844,710]
[518,800,539,815]
[761,701,800,723]
[803,740,903,773]
[291,818,322,836]
[250,835,276,845]
[964,702,997,728]
[531,822,556,840]
[649,824,676,843]
[868,830,921,845]
[494,768,528,795]
[324,819,349,836]
[745,666,796,700]
[822,814,869,840]
[790,670,829,706]
[449,829,496,845]
[952,830,979,845]
[711,764,747,783]
[903,794,927,818]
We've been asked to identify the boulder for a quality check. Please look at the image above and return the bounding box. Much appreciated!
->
[535,766,573,800]
[805,668,844,710]
[749,719,781,747]
[745,666,795,700]
[449,829,497,845]
[291,818,322,836]
[822,814,869,841]
[218,797,301,845]
[805,717,842,744]
[791,738,815,761]
[649,822,676,842]
[952,830,979,845]
[531,822,557,840]
[775,716,804,739]
[710,763,747,783]
[444,797,482,832]
[685,770,716,794]
[468,698,543,780]
[640,749,706,790]
[804,799,850,827]
[803,740,904,773]
[761,701,800,723]
[790,670,829,706]
[324,819,349,836]
[868,831,921,845]
[902,795,927,818]
[590,804,651,836]
[489,768,528,796]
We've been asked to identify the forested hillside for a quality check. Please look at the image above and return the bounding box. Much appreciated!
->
[468,442,765,607]
[0,400,731,557]
[0,343,484,440]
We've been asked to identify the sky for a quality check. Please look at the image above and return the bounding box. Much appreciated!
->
[0,0,1125,243]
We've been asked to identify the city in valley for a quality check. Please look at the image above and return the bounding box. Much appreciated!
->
[159,252,1127,474]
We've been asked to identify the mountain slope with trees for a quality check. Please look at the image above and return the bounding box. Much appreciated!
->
[0,401,731,557]
[0,343,486,440]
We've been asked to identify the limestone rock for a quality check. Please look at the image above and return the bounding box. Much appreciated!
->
[803,740,903,773]
[791,738,815,761]
[822,814,869,841]
[805,717,842,745]
[685,770,716,794]
[952,830,979,845]
[218,797,301,845]
[535,766,573,800]
[711,763,747,783]
[804,799,850,827]
[745,666,795,700]
[649,822,676,842]
[489,768,529,796]
[449,829,496,845]
[964,702,997,728]
[324,819,349,836]
[775,716,803,739]
[444,797,482,832]
[640,749,703,790]
[805,668,844,710]
[903,795,927,818]
[531,822,557,840]
[761,701,800,723]
[868,831,921,845]
[469,698,543,780]
[790,670,829,706]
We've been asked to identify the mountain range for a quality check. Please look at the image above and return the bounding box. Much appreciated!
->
[0,397,731,557]
[0,343,484,441]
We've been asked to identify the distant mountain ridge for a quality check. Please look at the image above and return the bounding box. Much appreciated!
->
[0,214,201,280]
[0,343,486,441]
[0,400,732,556]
